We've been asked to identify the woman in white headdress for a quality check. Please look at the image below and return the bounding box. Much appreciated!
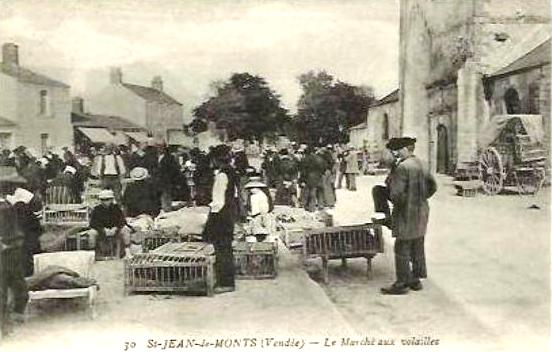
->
[244,177,273,242]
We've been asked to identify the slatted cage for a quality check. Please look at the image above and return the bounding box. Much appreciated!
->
[142,231,199,253]
[303,223,383,283]
[65,230,93,251]
[42,205,90,226]
[233,242,278,279]
[124,242,216,296]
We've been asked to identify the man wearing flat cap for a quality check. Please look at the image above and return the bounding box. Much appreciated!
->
[377,137,437,295]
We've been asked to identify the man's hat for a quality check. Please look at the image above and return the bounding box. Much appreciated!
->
[63,165,77,175]
[130,167,149,181]
[7,187,34,205]
[385,137,417,151]
[98,189,115,200]
[245,176,267,189]
[0,166,27,184]
[244,180,267,189]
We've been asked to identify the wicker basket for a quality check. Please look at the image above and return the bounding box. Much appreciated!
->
[303,223,383,283]
[124,242,216,296]
[233,242,278,279]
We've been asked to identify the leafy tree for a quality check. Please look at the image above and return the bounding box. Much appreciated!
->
[295,70,374,145]
[191,73,290,141]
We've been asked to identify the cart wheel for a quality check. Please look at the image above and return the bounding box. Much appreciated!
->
[479,147,504,195]
[515,168,545,195]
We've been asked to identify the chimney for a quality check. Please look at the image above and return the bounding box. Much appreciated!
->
[2,43,19,66]
[72,97,84,114]
[110,67,123,85]
[152,76,163,91]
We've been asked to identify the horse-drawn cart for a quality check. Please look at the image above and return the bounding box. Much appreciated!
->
[455,115,547,196]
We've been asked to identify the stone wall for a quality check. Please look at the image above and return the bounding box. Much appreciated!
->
[427,83,458,173]
[349,126,367,149]
[399,0,475,164]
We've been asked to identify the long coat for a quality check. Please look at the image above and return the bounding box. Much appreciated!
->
[299,154,325,188]
[388,155,437,240]
[345,151,360,174]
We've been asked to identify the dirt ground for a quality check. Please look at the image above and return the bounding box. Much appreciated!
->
[1,175,550,352]
[325,175,550,352]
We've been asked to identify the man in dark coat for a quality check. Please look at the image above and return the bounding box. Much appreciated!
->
[122,167,160,218]
[0,166,29,333]
[299,147,326,212]
[274,149,299,206]
[380,137,437,295]
[202,144,238,294]
[155,146,181,212]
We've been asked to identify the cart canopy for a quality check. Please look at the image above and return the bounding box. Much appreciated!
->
[478,115,544,148]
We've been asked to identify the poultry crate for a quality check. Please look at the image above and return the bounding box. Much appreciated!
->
[303,223,384,283]
[142,230,201,253]
[233,241,278,280]
[42,204,90,226]
[124,242,216,296]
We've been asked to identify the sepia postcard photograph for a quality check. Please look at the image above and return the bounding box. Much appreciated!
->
[0,0,550,351]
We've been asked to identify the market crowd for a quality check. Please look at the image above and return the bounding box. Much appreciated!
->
[0,140,364,329]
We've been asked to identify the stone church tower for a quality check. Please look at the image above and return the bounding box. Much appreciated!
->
[399,0,550,173]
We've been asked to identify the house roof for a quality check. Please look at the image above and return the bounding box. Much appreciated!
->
[71,112,144,131]
[349,122,367,131]
[372,89,399,107]
[0,116,16,127]
[490,39,551,77]
[122,83,182,105]
[0,63,69,88]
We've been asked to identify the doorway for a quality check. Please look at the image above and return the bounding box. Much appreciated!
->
[436,124,449,174]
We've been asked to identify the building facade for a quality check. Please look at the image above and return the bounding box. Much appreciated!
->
[0,43,73,153]
[399,0,550,174]
[366,89,401,154]
[348,122,367,149]
[71,97,149,151]
[90,68,187,144]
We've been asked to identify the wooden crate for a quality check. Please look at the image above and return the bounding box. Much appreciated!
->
[124,242,216,296]
[42,204,89,226]
[142,231,200,253]
[65,229,94,251]
[278,221,326,249]
[303,223,383,283]
[233,242,278,279]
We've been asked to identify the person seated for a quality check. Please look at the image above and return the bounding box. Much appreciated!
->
[245,177,273,242]
[122,167,160,218]
[88,189,131,259]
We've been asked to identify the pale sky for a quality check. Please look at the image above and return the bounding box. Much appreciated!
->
[0,0,399,120]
